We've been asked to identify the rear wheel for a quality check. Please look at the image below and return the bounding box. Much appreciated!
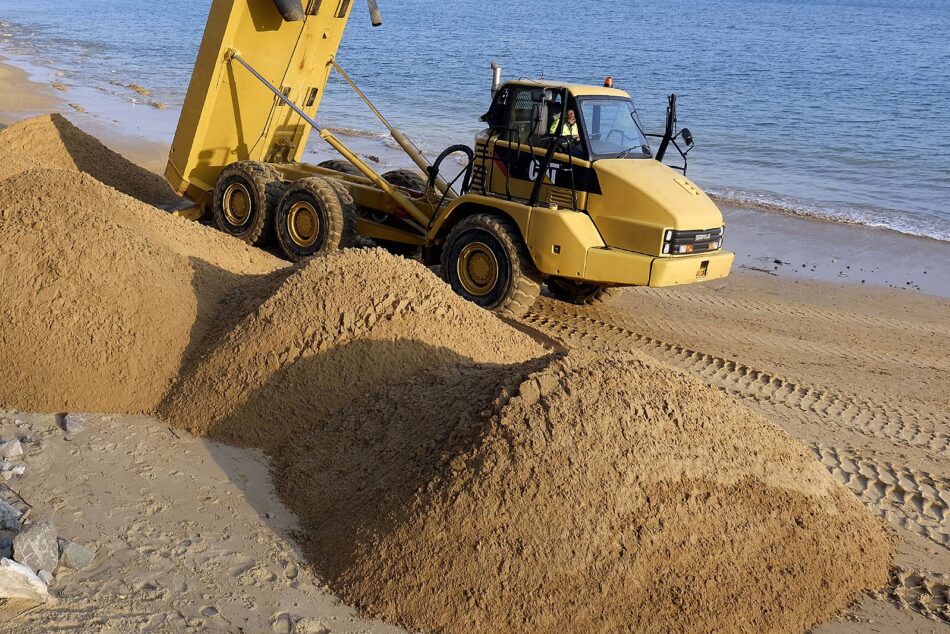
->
[212,161,283,245]
[318,160,362,177]
[442,214,541,317]
[370,170,428,258]
[275,176,357,262]
[382,169,427,195]
[547,278,622,305]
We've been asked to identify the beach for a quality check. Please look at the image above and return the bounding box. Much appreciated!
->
[0,45,947,634]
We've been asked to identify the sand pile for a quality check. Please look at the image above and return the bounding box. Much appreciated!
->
[158,249,547,449]
[0,159,283,412]
[275,349,892,633]
[0,114,177,206]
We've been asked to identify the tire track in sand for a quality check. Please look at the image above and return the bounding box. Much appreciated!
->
[810,444,950,550]
[630,287,950,337]
[522,302,950,457]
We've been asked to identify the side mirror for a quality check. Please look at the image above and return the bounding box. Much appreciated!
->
[680,128,694,146]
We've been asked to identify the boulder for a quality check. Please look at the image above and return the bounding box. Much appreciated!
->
[0,557,48,603]
[13,522,58,573]
[58,538,95,570]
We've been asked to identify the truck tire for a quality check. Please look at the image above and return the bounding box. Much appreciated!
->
[382,169,426,195]
[441,214,541,317]
[212,161,283,245]
[318,160,362,177]
[547,278,622,306]
[274,176,357,262]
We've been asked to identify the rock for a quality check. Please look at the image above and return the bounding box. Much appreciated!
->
[0,438,23,459]
[58,539,95,570]
[0,535,12,559]
[0,500,22,531]
[38,569,53,584]
[13,522,59,573]
[62,413,89,436]
[0,558,48,603]
[294,618,331,634]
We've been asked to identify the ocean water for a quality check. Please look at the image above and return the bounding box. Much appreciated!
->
[0,0,948,241]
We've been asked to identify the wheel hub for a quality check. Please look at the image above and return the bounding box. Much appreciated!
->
[223,183,252,226]
[457,242,499,297]
[287,201,320,247]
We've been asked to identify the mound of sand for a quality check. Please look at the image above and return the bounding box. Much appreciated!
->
[0,163,283,413]
[275,350,892,633]
[0,114,177,206]
[0,169,196,412]
[158,248,548,449]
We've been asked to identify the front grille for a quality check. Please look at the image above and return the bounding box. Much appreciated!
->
[665,227,723,255]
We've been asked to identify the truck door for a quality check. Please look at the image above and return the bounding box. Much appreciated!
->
[472,86,592,211]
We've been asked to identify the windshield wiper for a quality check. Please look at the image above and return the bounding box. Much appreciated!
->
[617,145,651,159]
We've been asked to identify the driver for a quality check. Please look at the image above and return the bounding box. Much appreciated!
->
[549,109,581,143]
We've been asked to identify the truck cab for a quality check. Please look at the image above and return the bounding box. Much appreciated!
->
[458,80,734,296]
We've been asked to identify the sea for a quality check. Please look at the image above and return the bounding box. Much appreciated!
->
[0,0,948,241]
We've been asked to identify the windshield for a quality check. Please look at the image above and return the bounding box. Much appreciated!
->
[577,97,652,160]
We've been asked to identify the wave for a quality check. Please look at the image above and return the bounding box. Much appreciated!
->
[322,126,390,140]
[707,186,950,243]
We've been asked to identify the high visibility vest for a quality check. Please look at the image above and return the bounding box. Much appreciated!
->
[550,117,579,138]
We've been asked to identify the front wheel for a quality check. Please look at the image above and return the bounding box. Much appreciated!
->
[274,176,357,262]
[547,278,622,306]
[441,214,541,317]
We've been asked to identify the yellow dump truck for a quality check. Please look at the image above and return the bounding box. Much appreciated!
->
[166,0,734,315]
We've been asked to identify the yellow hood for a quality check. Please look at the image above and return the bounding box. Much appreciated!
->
[590,159,724,253]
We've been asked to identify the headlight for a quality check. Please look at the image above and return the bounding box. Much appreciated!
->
[663,226,724,255]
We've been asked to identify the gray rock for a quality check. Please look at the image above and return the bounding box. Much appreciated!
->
[0,536,12,559]
[58,539,95,570]
[38,569,53,585]
[13,522,58,573]
[0,439,23,459]
[0,500,22,531]
[0,557,48,603]
[62,414,90,436]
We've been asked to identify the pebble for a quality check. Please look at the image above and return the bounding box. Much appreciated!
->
[38,569,53,585]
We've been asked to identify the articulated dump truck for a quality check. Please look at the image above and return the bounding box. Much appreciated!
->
[166,0,734,316]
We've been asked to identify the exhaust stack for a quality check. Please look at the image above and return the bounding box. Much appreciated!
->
[491,60,502,96]
[368,0,383,26]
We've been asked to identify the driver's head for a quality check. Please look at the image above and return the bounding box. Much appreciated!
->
[604,76,614,88]
[566,109,576,124]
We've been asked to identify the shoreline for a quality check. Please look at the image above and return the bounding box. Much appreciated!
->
[0,54,947,299]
